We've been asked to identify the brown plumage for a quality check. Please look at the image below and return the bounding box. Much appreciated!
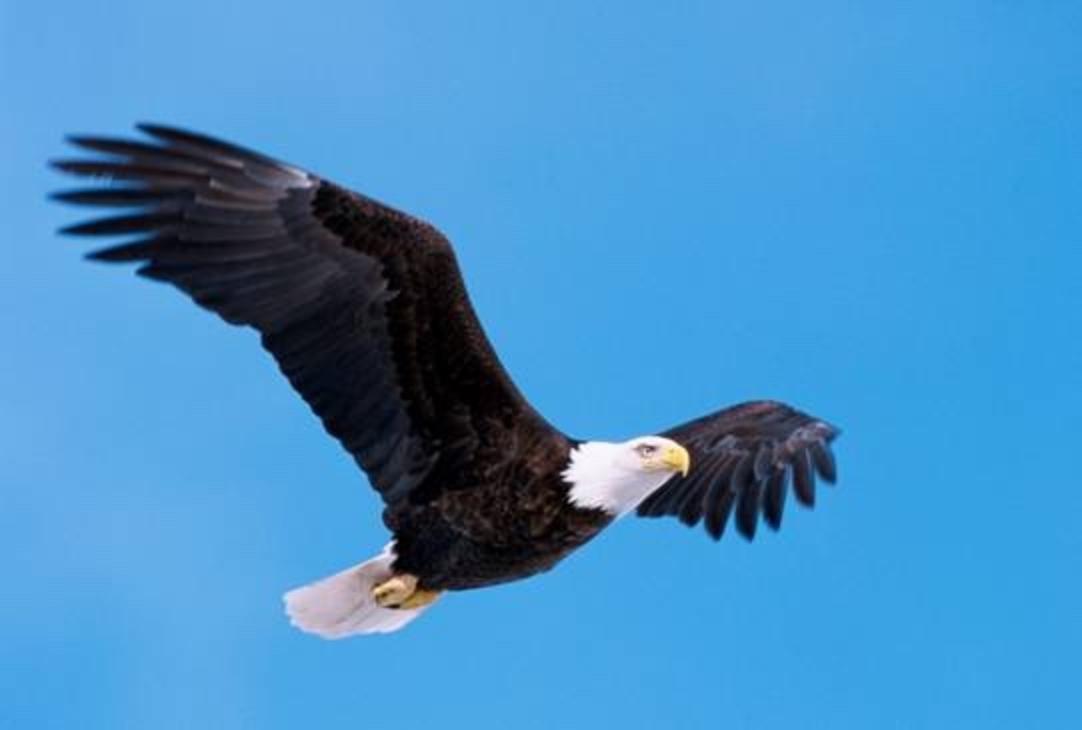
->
[52,124,840,634]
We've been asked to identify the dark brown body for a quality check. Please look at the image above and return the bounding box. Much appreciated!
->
[386,442,613,590]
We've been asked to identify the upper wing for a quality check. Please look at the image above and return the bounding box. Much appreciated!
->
[636,401,840,540]
[52,123,556,507]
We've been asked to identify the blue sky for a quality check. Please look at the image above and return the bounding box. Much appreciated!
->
[3,2,1080,728]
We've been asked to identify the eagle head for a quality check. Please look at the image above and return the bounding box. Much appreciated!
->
[562,437,691,515]
[626,436,691,477]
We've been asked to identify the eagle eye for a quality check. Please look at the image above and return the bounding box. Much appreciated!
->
[635,443,658,457]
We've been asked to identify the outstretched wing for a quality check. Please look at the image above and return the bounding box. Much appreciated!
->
[53,124,557,507]
[637,401,839,540]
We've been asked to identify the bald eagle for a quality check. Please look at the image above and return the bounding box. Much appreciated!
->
[53,125,840,637]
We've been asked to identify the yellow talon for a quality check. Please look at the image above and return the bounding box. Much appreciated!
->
[372,574,442,609]
[372,574,417,607]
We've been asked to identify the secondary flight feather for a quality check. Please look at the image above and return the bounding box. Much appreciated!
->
[52,124,840,637]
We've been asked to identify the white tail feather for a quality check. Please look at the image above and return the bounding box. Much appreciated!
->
[283,544,431,638]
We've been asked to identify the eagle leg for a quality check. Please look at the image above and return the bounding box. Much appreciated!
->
[372,574,442,609]
[398,587,442,609]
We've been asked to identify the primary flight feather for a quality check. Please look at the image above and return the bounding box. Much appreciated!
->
[53,124,840,637]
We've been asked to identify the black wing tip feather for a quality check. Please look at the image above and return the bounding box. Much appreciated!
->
[51,122,278,175]
[64,133,127,151]
[134,121,280,165]
[84,243,146,263]
[51,188,171,208]
[49,158,94,175]
[643,403,842,543]
[136,121,201,139]
[725,415,841,541]
[51,123,313,254]
[50,189,89,204]
[58,212,173,237]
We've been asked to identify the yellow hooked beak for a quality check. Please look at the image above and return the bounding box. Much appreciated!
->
[659,443,691,477]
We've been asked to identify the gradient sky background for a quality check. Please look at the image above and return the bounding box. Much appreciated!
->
[3,2,1080,728]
